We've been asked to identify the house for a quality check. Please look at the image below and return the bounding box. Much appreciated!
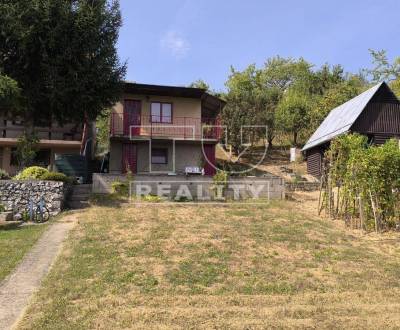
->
[0,116,94,176]
[302,82,400,177]
[108,83,226,176]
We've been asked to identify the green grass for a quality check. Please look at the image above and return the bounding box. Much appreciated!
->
[0,225,48,281]
[16,200,400,329]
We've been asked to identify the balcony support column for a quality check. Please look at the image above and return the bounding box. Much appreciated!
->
[172,139,176,174]
[149,139,152,173]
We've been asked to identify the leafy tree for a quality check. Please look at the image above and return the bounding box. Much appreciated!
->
[276,91,311,146]
[189,79,211,91]
[15,133,40,168]
[0,73,20,109]
[96,108,111,154]
[0,0,126,129]
[222,65,266,152]
[367,49,400,82]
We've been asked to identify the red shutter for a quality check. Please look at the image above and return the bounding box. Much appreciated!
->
[122,143,137,174]
[203,144,216,176]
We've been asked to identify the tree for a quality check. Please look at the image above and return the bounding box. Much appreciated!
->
[189,79,211,91]
[276,91,311,146]
[15,132,40,168]
[367,49,400,82]
[222,65,266,152]
[0,0,126,129]
[0,73,20,109]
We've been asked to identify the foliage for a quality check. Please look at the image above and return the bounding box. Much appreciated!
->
[40,172,72,183]
[96,108,111,154]
[367,49,400,82]
[276,90,311,145]
[13,166,72,183]
[323,134,400,232]
[15,132,40,168]
[221,57,360,150]
[0,73,20,109]
[0,204,5,212]
[189,79,211,91]
[0,0,126,127]
[212,170,228,199]
[111,180,129,197]
[0,169,10,180]
[14,166,49,180]
[142,194,163,202]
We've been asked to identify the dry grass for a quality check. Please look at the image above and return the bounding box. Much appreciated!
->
[17,197,400,329]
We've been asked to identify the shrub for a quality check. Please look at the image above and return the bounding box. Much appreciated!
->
[0,204,5,212]
[0,169,10,180]
[111,180,129,196]
[40,172,72,183]
[14,166,49,180]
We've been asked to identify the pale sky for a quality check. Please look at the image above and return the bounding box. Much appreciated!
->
[117,0,400,91]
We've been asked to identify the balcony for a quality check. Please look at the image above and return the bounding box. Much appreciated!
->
[110,113,222,140]
[0,126,82,141]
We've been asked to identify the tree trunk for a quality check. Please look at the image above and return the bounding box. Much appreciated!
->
[293,131,298,146]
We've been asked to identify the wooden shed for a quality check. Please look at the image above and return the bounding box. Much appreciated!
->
[302,82,400,177]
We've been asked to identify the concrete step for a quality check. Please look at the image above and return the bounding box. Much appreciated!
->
[71,184,92,193]
[68,194,90,201]
[68,200,90,209]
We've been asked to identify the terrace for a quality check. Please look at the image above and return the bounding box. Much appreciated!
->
[110,113,222,140]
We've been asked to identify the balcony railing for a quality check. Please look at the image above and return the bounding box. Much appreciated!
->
[110,113,222,140]
[0,126,82,141]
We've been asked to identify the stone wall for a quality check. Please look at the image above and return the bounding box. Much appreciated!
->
[285,181,320,192]
[0,180,68,215]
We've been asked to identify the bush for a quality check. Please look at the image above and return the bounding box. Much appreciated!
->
[0,204,5,212]
[0,169,10,180]
[111,180,129,196]
[14,166,49,180]
[40,172,72,183]
[13,166,73,183]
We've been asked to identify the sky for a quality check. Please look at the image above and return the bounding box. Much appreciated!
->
[117,0,400,91]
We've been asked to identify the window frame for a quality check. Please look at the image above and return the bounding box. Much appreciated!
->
[151,148,168,164]
[150,102,173,124]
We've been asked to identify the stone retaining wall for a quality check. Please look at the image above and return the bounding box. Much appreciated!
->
[285,181,320,192]
[0,180,68,215]
[92,173,285,200]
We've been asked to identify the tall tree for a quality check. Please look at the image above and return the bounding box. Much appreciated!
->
[0,0,126,129]
[276,91,311,146]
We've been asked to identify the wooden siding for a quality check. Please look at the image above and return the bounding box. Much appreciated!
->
[306,148,323,177]
[352,102,400,134]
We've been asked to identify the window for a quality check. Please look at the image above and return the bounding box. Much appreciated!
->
[150,102,172,123]
[151,148,168,164]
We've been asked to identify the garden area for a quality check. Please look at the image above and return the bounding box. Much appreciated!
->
[14,196,400,329]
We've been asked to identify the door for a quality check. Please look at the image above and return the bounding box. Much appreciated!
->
[203,144,216,176]
[122,143,137,173]
[123,100,141,136]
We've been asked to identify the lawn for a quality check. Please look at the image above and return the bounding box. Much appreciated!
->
[0,224,48,282]
[17,198,400,329]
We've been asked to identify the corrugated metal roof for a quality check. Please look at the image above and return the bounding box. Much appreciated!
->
[302,82,384,151]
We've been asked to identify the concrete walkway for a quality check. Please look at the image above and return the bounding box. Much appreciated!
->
[0,214,78,329]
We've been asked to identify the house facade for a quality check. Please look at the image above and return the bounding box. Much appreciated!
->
[302,82,400,177]
[0,117,86,175]
[109,83,225,176]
